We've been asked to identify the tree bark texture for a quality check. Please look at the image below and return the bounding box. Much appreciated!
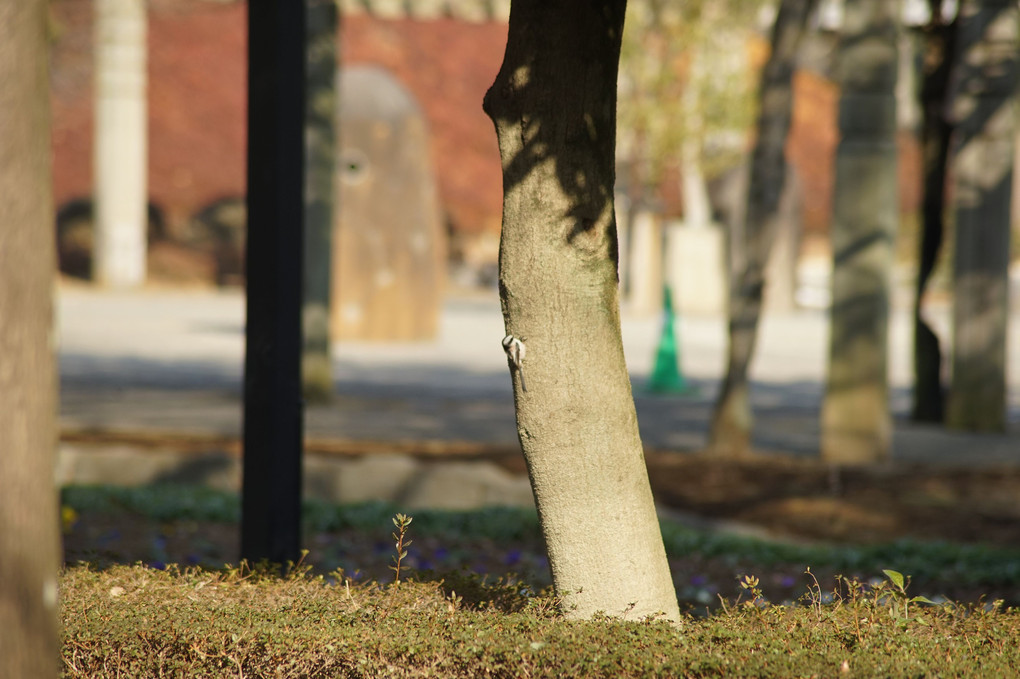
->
[483,0,679,622]
[946,0,1017,432]
[0,1,62,676]
[707,0,815,459]
[912,5,957,424]
[821,0,898,464]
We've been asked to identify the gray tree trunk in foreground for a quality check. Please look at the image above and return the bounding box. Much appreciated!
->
[0,1,61,675]
[708,0,815,459]
[946,0,1017,432]
[821,0,898,464]
[483,0,680,622]
[912,2,957,424]
[93,0,148,287]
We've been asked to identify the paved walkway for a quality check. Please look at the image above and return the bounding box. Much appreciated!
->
[58,285,1020,468]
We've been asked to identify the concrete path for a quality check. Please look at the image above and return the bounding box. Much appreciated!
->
[58,284,1020,471]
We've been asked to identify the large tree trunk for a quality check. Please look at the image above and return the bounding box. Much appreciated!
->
[945,0,1017,432]
[821,0,898,464]
[93,0,148,287]
[483,0,679,622]
[912,3,957,424]
[0,1,61,676]
[707,0,815,458]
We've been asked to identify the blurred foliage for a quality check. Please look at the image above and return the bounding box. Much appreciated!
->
[618,0,767,189]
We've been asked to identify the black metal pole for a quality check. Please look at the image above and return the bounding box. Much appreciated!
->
[241,0,306,565]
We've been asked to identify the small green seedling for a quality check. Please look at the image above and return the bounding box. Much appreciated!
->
[738,574,764,607]
[390,513,414,584]
[881,569,937,620]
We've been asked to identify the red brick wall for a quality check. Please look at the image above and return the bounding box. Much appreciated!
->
[788,69,921,236]
[50,1,506,241]
[53,0,247,234]
[48,0,921,252]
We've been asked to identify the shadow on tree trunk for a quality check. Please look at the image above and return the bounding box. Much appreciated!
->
[482,0,680,622]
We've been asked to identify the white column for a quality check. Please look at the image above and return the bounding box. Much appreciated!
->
[93,0,147,287]
[614,190,630,296]
[626,208,663,316]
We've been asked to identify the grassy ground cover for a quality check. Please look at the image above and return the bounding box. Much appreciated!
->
[62,563,1020,677]
[59,484,1020,676]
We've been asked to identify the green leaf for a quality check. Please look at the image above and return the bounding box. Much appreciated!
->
[910,595,938,606]
[883,570,905,591]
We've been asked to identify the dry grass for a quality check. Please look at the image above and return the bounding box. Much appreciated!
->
[62,563,1020,678]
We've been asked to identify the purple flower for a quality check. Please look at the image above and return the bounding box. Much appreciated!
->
[99,529,121,544]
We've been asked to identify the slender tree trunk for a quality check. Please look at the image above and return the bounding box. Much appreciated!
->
[302,0,338,403]
[912,5,957,423]
[945,0,1017,433]
[93,0,148,287]
[821,0,898,464]
[483,0,679,622]
[0,1,61,676]
[707,0,815,458]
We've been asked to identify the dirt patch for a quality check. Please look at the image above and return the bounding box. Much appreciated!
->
[61,430,1020,547]
[641,452,1020,546]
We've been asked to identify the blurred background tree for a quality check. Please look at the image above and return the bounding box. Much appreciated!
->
[708,0,818,459]
[821,0,899,464]
[912,0,957,425]
[618,0,764,224]
[946,0,1017,433]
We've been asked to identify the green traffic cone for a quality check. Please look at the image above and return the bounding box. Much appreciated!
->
[648,285,694,394]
